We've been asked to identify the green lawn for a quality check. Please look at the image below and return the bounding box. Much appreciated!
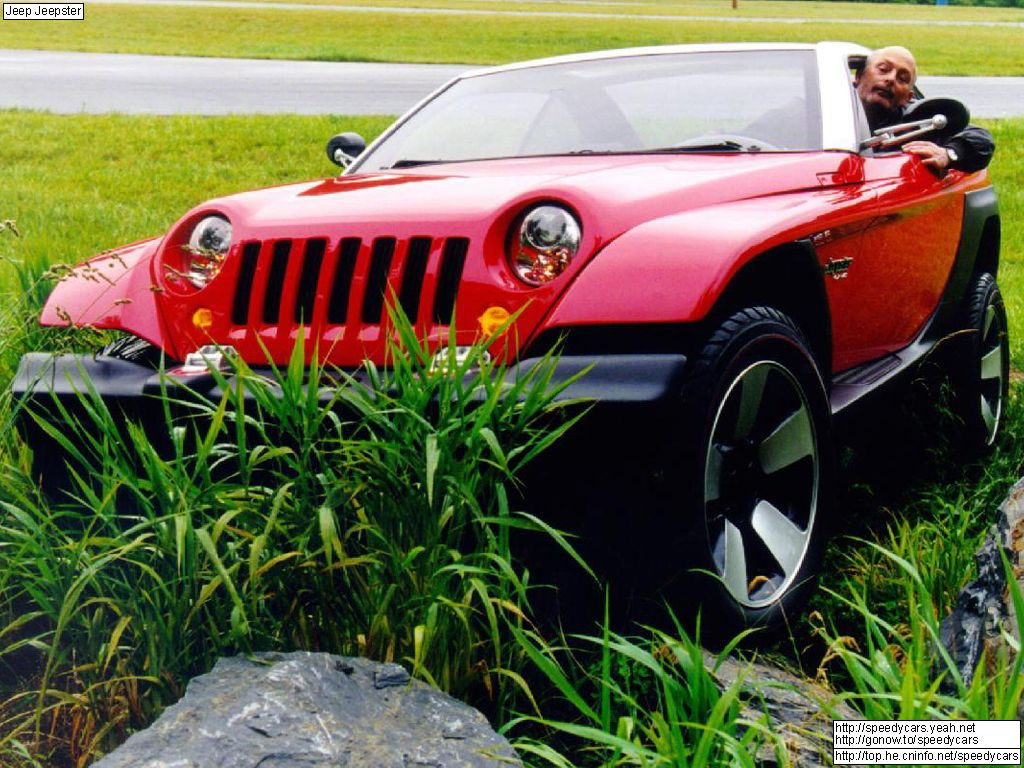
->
[0,2,1023,73]
[78,0,1024,21]
[988,119,1024,367]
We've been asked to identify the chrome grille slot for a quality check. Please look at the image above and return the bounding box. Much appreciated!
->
[232,242,261,325]
[262,240,292,323]
[361,238,396,324]
[433,237,468,323]
[328,237,361,324]
[398,237,432,323]
[295,238,326,324]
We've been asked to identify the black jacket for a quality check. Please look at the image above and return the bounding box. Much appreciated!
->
[866,102,994,173]
[941,124,995,173]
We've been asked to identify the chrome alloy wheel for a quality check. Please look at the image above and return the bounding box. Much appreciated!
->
[703,360,819,609]
[978,301,1007,446]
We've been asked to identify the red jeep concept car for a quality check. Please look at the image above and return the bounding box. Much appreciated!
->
[14,42,1006,633]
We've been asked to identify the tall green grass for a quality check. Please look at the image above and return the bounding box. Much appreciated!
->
[507,615,780,768]
[0,294,589,764]
[812,543,1024,768]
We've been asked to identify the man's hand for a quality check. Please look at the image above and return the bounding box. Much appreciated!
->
[902,140,952,173]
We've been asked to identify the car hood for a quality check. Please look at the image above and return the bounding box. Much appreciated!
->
[44,151,862,367]
[204,152,845,240]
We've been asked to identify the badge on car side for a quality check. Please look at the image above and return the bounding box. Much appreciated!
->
[823,257,854,279]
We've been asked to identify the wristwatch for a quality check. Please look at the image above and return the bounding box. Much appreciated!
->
[946,147,959,165]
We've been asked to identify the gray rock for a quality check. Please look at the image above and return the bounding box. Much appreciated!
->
[938,476,1022,690]
[91,652,521,768]
[707,652,859,768]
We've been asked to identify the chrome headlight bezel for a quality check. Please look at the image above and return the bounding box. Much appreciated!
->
[183,215,232,289]
[510,205,581,286]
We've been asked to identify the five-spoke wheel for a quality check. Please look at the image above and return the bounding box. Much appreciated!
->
[675,306,832,636]
[704,359,820,609]
[957,272,1009,451]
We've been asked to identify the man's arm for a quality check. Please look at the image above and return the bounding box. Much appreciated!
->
[903,124,994,174]
[943,124,995,173]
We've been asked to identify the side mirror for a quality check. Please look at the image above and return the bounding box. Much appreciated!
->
[903,97,970,138]
[861,97,970,151]
[326,132,366,168]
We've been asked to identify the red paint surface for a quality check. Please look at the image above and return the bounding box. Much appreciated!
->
[41,152,989,372]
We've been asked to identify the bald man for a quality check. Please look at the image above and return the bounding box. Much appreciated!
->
[854,46,994,174]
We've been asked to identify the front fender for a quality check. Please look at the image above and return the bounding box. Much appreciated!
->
[40,238,174,355]
[542,191,859,328]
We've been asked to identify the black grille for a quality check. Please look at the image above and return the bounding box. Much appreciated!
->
[328,237,361,324]
[295,239,326,324]
[398,237,432,323]
[433,237,468,323]
[262,240,291,323]
[231,235,469,329]
[361,238,397,324]
[231,243,261,324]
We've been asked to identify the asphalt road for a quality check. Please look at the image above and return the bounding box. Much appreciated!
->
[3,48,1024,118]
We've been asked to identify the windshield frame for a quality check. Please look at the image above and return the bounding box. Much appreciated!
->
[346,43,862,175]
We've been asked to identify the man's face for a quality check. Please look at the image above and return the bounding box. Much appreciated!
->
[856,49,916,112]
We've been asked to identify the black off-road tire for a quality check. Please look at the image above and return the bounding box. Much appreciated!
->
[955,272,1009,453]
[665,306,833,639]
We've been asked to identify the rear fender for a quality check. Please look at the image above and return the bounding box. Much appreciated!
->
[39,238,175,356]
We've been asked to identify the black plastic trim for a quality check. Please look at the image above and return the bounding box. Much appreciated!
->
[12,351,690,413]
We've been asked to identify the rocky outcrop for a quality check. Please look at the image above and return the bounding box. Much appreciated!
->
[939,476,1024,693]
[91,652,521,768]
[708,652,859,768]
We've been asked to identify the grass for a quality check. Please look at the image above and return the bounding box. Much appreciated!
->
[0,2,1022,73]
[2,111,1024,764]
[506,610,783,768]
[0,301,590,764]
[100,0,1024,19]
[986,119,1024,361]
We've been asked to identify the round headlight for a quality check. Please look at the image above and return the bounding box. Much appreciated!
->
[185,215,232,288]
[511,205,581,286]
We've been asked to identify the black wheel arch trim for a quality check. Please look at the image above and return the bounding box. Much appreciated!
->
[922,185,1000,347]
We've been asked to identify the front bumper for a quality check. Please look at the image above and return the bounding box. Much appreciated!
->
[12,351,689,410]
[12,350,688,487]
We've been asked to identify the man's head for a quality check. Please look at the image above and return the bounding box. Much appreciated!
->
[855,46,917,123]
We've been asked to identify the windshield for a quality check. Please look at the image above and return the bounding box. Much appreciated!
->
[354,50,823,172]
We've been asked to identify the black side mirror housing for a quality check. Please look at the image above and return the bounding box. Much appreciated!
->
[327,132,367,168]
[902,97,970,141]
[860,97,970,151]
